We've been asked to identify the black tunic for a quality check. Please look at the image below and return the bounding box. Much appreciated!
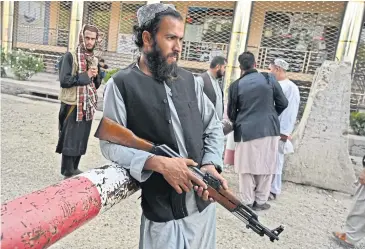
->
[55,52,102,156]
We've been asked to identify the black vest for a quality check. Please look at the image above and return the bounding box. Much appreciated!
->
[201,72,224,112]
[113,64,210,222]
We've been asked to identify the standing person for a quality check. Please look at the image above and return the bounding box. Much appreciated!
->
[56,24,102,179]
[197,56,227,121]
[268,59,300,200]
[98,58,109,80]
[332,156,365,248]
[223,80,240,166]
[99,3,226,249]
[227,51,288,211]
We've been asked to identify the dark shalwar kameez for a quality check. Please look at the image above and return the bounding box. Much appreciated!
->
[56,52,102,176]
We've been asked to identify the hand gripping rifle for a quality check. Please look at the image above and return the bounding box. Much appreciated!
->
[94,117,284,242]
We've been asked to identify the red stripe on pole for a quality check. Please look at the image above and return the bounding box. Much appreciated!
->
[1,176,101,249]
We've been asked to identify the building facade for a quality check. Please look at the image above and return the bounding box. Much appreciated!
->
[1,1,365,113]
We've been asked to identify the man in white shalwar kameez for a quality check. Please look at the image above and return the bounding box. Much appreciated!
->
[268,59,300,200]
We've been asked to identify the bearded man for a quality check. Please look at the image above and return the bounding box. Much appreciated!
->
[198,56,227,121]
[99,3,226,249]
[56,24,102,179]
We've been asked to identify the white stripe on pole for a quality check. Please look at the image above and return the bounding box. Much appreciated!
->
[80,163,140,213]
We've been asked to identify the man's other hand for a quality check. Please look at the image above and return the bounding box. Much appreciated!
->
[196,164,229,202]
[280,134,288,142]
[144,156,207,194]
[88,67,98,78]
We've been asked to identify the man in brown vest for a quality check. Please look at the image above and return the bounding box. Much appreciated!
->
[197,56,227,121]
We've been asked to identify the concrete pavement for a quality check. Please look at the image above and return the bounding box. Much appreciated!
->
[2,93,362,249]
[0,72,106,110]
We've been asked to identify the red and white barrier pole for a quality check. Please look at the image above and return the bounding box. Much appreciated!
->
[1,163,139,249]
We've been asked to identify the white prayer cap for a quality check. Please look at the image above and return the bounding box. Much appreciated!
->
[274,58,289,71]
[137,3,177,27]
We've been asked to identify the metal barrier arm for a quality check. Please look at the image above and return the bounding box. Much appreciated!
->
[1,163,139,249]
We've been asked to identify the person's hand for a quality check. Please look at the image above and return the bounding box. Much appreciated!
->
[222,120,233,135]
[196,164,229,202]
[87,67,98,78]
[144,156,207,194]
[359,168,365,185]
[280,134,288,142]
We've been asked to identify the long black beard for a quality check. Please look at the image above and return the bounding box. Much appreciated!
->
[144,41,179,84]
[217,69,224,80]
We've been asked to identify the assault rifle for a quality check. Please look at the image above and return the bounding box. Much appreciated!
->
[94,117,284,242]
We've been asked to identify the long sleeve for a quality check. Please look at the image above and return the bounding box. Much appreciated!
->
[99,78,153,182]
[279,84,300,136]
[271,74,288,116]
[227,80,239,123]
[59,52,91,88]
[194,77,225,170]
[94,64,102,89]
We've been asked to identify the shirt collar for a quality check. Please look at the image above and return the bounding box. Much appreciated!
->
[207,70,217,81]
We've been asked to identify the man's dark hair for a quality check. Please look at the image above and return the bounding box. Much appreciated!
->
[238,52,256,71]
[133,9,183,49]
[210,56,227,69]
[84,24,98,35]
[99,58,105,63]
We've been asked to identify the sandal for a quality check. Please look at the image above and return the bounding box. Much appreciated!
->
[332,232,355,248]
[268,192,276,201]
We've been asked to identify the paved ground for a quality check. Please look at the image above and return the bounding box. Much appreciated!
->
[1,72,105,110]
[1,93,364,249]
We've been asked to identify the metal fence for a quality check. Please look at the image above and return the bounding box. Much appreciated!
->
[83,1,146,69]
[9,0,362,116]
[82,1,236,73]
[246,1,346,119]
[12,1,71,73]
[351,20,365,112]
[1,2,3,44]
[162,1,235,74]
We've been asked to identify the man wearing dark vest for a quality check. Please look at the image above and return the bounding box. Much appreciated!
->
[198,56,227,121]
[99,3,226,249]
[56,24,102,179]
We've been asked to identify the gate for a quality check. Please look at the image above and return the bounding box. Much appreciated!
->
[246,1,346,120]
[163,1,236,74]
[351,18,365,112]
[12,1,71,73]
[82,1,146,69]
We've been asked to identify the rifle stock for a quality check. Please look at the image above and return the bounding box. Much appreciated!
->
[94,117,284,242]
[95,117,154,152]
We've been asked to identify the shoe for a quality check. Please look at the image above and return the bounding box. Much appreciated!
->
[73,169,83,175]
[331,232,355,248]
[252,202,271,211]
[63,175,72,180]
[268,192,276,201]
[62,169,83,180]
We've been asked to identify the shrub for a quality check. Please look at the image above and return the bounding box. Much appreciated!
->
[7,49,44,80]
[350,112,365,136]
[103,68,119,84]
[1,47,8,77]
[1,47,7,65]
